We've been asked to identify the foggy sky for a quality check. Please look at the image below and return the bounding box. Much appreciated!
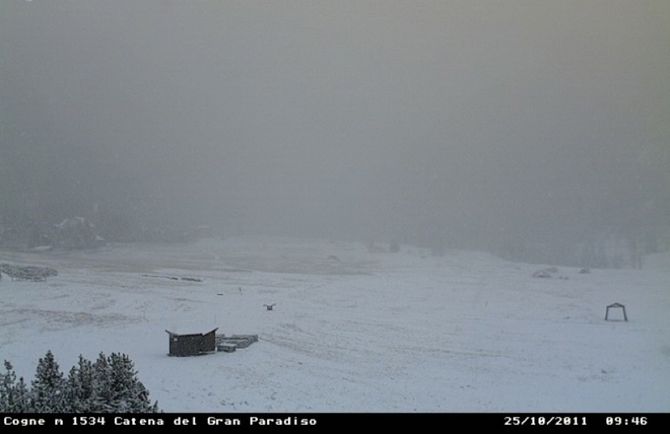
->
[1,1,669,248]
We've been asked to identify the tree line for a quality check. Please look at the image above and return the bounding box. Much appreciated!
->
[0,351,158,413]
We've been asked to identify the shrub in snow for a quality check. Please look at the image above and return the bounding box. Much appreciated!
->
[0,263,58,281]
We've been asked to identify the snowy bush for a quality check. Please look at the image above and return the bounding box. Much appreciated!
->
[0,351,158,413]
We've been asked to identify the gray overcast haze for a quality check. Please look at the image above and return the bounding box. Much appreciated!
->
[1,0,669,264]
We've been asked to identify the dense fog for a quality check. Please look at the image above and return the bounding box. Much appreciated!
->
[1,0,668,266]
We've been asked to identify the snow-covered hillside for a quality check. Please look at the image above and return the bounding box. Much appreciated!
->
[1,238,668,411]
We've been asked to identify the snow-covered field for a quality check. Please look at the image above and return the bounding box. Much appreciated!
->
[1,237,668,412]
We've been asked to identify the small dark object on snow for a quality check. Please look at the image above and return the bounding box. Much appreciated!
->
[605,303,628,321]
[143,274,202,282]
[264,303,276,311]
[0,263,58,281]
[143,274,178,280]
[579,268,591,274]
[181,277,202,282]
[327,255,341,262]
[166,328,217,356]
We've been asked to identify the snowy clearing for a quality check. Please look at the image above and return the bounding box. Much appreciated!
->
[1,238,668,412]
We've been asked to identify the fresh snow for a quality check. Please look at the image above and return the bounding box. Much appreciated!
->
[1,237,668,412]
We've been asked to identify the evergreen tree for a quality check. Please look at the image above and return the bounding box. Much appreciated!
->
[11,377,32,413]
[65,355,95,412]
[107,353,157,412]
[91,352,113,413]
[2,352,158,413]
[0,361,16,412]
[0,361,32,412]
[31,351,66,412]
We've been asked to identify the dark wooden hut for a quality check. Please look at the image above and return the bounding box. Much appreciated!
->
[165,328,218,356]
